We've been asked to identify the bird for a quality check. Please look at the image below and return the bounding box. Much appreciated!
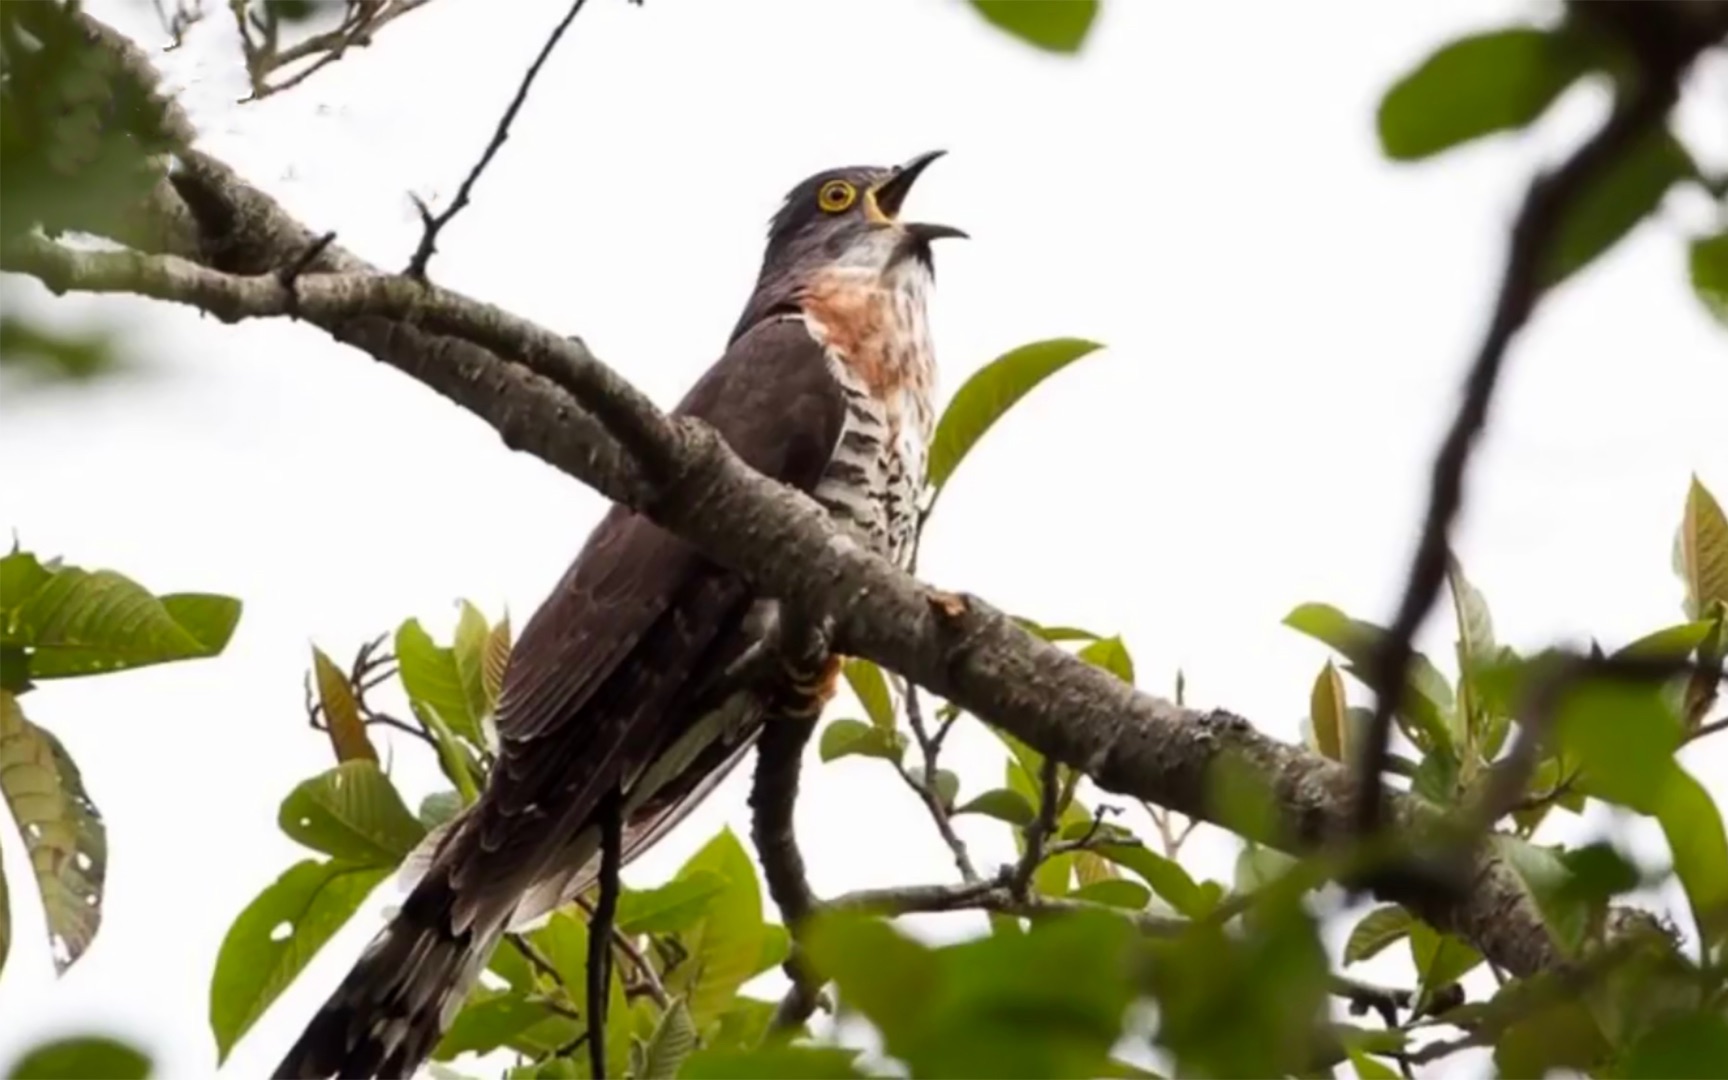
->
[272,150,965,1079]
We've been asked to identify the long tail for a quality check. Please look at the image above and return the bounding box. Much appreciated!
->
[271,865,500,1080]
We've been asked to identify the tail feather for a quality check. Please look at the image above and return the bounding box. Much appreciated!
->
[272,869,500,1080]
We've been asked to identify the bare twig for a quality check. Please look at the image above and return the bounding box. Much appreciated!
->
[1355,9,1727,840]
[587,791,622,1079]
[229,0,434,102]
[404,0,588,278]
[1011,758,1062,898]
[896,678,979,883]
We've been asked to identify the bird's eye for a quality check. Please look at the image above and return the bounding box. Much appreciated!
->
[817,180,856,213]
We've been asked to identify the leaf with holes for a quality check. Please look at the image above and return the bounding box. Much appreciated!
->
[0,691,104,973]
[396,616,485,746]
[0,555,240,680]
[1345,905,1412,965]
[209,858,390,1061]
[1680,476,1728,621]
[967,0,1098,54]
[311,645,376,764]
[277,761,426,867]
[842,659,895,731]
[926,338,1105,505]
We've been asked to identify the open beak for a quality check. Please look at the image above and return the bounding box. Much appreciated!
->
[873,150,968,243]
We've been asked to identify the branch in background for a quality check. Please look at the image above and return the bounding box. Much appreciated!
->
[152,0,208,49]
[1354,6,1728,840]
[896,678,979,883]
[404,0,589,278]
[228,0,435,102]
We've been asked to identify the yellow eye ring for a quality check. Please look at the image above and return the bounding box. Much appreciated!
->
[817,180,856,213]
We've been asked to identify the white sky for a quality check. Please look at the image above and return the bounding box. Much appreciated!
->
[3,0,1726,1077]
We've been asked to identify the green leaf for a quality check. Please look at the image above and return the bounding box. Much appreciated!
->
[1283,603,1454,750]
[1619,1011,1728,1078]
[617,871,729,935]
[841,659,894,731]
[818,718,906,764]
[1680,476,1728,621]
[1070,879,1151,910]
[311,645,377,763]
[639,998,697,1080]
[4,1035,151,1080]
[1412,744,1461,806]
[483,612,513,707]
[1,557,240,680]
[1096,843,1205,917]
[433,988,575,1061]
[413,698,482,805]
[209,858,390,1061]
[1307,660,1348,762]
[1617,620,1718,661]
[0,690,104,972]
[418,789,463,831]
[1078,635,1135,684]
[1494,835,1589,954]
[926,338,1105,501]
[678,1047,863,1079]
[662,829,768,1028]
[954,787,1036,826]
[1542,129,1694,288]
[1409,920,1483,1008]
[1346,1046,1401,1080]
[1691,228,1728,328]
[396,616,485,746]
[277,761,427,867]
[1344,905,1412,965]
[452,600,493,723]
[966,0,1097,55]
[1376,26,1592,161]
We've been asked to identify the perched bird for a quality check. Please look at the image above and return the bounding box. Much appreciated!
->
[273,151,965,1079]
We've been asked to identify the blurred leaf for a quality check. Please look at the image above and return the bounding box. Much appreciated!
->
[311,645,377,763]
[0,315,125,387]
[4,1035,150,1080]
[1618,620,1718,661]
[1344,905,1412,965]
[1680,476,1728,621]
[482,612,513,708]
[1233,844,1298,895]
[1282,603,1454,750]
[926,768,960,811]
[1409,920,1483,1008]
[841,659,895,731]
[818,718,906,764]
[277,761,426,867]
[1654,770,1728,945]
[1070,879,1151,909]
[617,871,729,935]
[1376,26,1592,161]
[1691,228,1728,328]
[1308,661,1348,762]
[453,601,493,722]
[0,556,239,680]
[1097,843,1204,917]
[1412,744,1461,806]
[1078,635,1135,684]
[678,1047,863,1079]
[1619,1011,1728,1078]
[704,996,785,1052]
[413,697,483,806]
[0,690,104,973]
[433,988,575,1061]
[1347,1046,1401,1080]
[967,0,1098,55]
[1447,556,1497,745]
[1494,997,1610,1077]
[1494,835,1589,954]
[1541,129,1693,287]
[397,616,485,746]
[417,789,463,831]
[926,338,1104,502]
[530,910,633,1072]
[209,858,390,1061]
[954,787,1035,826]
[638,997,696,1080]
[662,829,767,1028]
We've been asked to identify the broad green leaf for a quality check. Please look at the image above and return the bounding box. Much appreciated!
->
[483,612,513,707]
[1617,620,1717,660]
[640,998,697,1080]
[452,600,493,722]
[705,996,787,1052]
[209,859,390,1061]
[1680,476,1728,621]
[1070,879,1151,910]
[966,0,1097,55]
[803,914,938,1048]
[1096,843,1204,917]
[396,617,485,746]
[1283,602,1454,750]
[617,870,729,935]
[278,761,426,867]
[926,338,1104,500]
[1654,771,1728,946]
[1494,997,1611,1077]
[417,789,463,830]
[1447,556,1496,745]
[413,698,483,805]
[1542,129,1694,288]
[678,1047,863,1079]
[1412,744,1461,806]
[1075,849,1119,888]
[1078,635,1135,684]
[3,558,240,679]
[1494,835,1588,954]
[818,717,905,764]
[432,987,577,1060]
[1409,920,1483,1007]
[4,1035,150,1079]
[311,645,377,763]
[530,910,633,1072]
[1308,660,1348,762]
[841,659,894,731]
[664,829,767,1028]
[1347,1046,1401,1080]
[1691,229,1728,328]
[0,690,104,972]
[1620,1011,1728,1078]
[1377,26,1592,161]
[1344,905,1411,965]
[955,787,1035,825]
[1233,844,1298,895]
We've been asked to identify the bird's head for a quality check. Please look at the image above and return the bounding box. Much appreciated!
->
[734,150,965,340]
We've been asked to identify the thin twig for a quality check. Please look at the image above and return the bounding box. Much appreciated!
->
[1354,20,1715,840]
[587,791,622,1079]
[1012,758,1062,898]
[896,678,980,883]
[404,0,588,278]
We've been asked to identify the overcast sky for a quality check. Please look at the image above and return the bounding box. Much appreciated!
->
[3,0,1726,1077]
